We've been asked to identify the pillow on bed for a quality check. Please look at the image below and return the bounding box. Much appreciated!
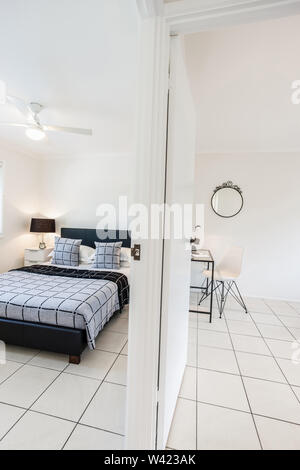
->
[48,245,95,264]
[92,242,122,269]
[120,247,131,267]
[80,245,95,264]
[52,237,82,267]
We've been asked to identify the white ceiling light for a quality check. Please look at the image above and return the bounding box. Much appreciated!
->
[25,126,46,141]
[0,80,6,104]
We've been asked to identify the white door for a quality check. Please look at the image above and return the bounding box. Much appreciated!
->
[157,36,196,449]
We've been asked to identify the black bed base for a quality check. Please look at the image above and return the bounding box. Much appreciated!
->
[0,318,87,364]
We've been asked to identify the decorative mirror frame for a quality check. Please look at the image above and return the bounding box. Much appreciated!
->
[211,181,244,219]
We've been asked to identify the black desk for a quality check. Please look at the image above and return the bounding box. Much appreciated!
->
[190,250,215,323]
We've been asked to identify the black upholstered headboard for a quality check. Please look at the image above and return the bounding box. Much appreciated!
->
[60,228,131,249]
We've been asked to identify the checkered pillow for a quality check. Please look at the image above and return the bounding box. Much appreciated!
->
[52,237,82,267]
[92,242,122,269]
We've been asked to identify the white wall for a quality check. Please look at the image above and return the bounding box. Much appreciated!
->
[185,15,300,300]
[0,150,134,270]
[0,145,40,272]
[195,152,300,301]
[40,154,134,239]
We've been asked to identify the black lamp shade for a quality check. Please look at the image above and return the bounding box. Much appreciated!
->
[30,218,56,233]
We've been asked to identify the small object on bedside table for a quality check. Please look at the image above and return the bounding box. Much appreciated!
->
[24,248,53,267]
[30,218,56,250]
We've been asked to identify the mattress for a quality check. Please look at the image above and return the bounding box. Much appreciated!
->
[0,265,129,349]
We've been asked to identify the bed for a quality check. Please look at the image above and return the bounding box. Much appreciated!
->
[0,228,131,364]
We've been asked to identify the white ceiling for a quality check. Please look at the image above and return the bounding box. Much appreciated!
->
[0,0,138,158]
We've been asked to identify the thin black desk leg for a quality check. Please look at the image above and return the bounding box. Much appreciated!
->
[210,261,215,323]
[206,262,209,295]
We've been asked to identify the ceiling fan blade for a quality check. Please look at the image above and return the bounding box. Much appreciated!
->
[0,80,6,104]
[6,95,35,121]
[43,125,93,136]
[0,122,29,128]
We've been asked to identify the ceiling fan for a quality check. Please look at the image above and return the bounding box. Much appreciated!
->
[0,80,93,141]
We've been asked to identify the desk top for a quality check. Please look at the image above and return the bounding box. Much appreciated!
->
[191,249,214,263]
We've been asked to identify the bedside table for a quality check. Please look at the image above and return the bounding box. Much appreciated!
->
[24,248,53,267]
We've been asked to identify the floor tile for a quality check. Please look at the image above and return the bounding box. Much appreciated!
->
[65,349,117,380]
[179,367,197,401]
[0,361,22,384]
[28,351,69,371]
[188,328,197,344]
[5,345,39,364]
[197,369,249,412]
[0,403,25,440]
[198,346,239,375]
[280,317,300,329]
[64,424,124,450]
[251,313,282,326]
[231,334,271,356]
[120,342,128,356]
[187,342,197,367]
[265,339,294,360]
[188,312,198,329]
[105,317,129,335]
[32,373,100,421]
[276,359,300,387]
[257,324,294,341]
[233,297,271,314]
[290,327,300,339]
[167,398,196,450]
[0,411,74,450]
[224,310,252,323]
[80,382,126,435]
[254,415,300,450]
[292,385,300,402]
[197,403,260,450]
[265,301,297,316]
[227,320,260,337]
[198,317,228,333]
[244,377,300,424]
[236,352,286,383]
[289,302,300,314]
[224,298,246,312]
[106,355,127,386]
[95,330,127,354]
[277,310,300,318]
[198,330,232,350]
[119,306,129,319]
[0,365,59,408]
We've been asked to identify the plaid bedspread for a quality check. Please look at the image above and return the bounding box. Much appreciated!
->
[0,265,129,350]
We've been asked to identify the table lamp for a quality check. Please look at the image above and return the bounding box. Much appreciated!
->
[30,218,56,249]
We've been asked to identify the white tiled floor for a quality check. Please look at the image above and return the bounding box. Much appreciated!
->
[2,297,300,450]
[0,306,128,450]
[168,296,300,450]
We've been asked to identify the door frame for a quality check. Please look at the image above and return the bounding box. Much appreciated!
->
[126,0,300,450]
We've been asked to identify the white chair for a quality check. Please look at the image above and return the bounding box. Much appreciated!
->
[202,247,248,318]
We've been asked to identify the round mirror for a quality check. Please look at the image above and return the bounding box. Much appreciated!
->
[211,182,244,218]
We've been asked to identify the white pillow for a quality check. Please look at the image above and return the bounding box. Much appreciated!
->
[80,245,96,264]
[120,247,131,267]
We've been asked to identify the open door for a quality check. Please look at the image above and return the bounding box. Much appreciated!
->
[157,36,196,449]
